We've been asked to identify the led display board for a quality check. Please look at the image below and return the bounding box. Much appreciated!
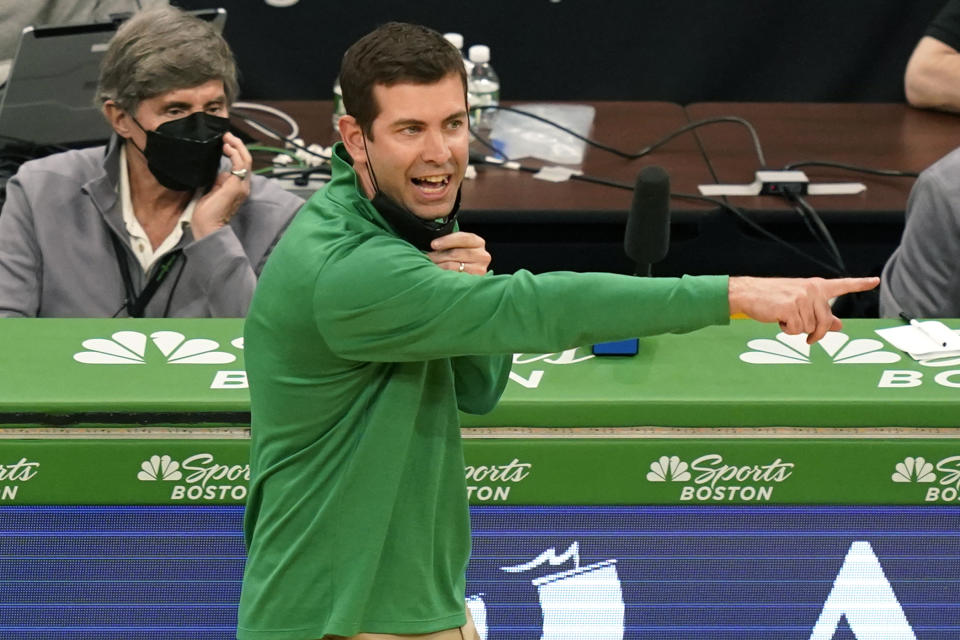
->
[0,505,957,639]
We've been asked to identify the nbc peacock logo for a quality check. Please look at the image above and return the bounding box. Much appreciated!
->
[888,455,960,503]
[137,455,183,481]
[739,331,901,365]
[136,453,249,502]
[645,455,691,482]
[73,331,239,365]
[891,456,936,484]
[645,453,793,502]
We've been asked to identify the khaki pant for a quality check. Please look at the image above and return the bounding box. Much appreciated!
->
[324,609,481,640]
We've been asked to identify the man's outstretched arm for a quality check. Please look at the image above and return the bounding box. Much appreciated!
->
[729,276,880,344]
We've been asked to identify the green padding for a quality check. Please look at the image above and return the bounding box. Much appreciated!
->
[1,318,959,427]
[468,318,960,427]
[0,318,249,414]
[2,438,960,506]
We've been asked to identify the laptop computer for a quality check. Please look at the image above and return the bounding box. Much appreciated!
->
[0,8,226,148]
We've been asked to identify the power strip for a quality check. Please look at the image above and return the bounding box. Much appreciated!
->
[699,170,865,196]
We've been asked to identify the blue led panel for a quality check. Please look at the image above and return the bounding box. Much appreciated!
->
[0,505,958,639]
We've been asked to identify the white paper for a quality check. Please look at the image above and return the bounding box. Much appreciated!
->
[807,183,866,195]
[698,178,762,196]
[533,166,583,183]
[875,321,960,359]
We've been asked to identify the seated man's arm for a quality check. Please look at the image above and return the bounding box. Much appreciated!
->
[182,134,301,317]
[905,36,960,111]
[179,226,260,317]
[180,195,300,317]
[879,163,960,318]
[0,176,41,317]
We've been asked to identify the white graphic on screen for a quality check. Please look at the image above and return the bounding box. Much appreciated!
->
[740,332,900,365]
[465,595,488,639]
[809,541,917,640]
[73,330,236,364]
[891,456,937,483]
[468,542,625,640]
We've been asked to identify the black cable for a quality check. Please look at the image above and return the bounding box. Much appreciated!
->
[793,201,828,257]
[469,154,845,277]
[571,173,632,190]
[783,160,919,178]
[474,104,632,158]
[477,106,918,184]
[637,116,766,167]
[260,166,331,179]
[785,192,848,275]
[470,129,501,158]
[470,106,921,281]
[472,146,634,191]
[231,113,330,163]
[474,105,767,166]
[672,192,845,276]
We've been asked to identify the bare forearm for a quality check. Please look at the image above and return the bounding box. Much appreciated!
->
[905,37,960,112]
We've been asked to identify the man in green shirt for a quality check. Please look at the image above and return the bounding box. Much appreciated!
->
[237,22,878,640]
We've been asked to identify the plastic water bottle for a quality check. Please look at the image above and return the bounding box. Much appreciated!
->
[443,32,473,75]
[332,76,345,132]
[467,45,499,132]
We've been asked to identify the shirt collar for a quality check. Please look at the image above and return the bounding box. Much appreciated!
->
[119,144,198,273]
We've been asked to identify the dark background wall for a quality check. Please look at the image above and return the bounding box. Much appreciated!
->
[175,0,946,104]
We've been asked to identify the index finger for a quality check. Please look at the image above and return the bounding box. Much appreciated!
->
[223,133,252,163]
[822,276,880,297]
[222,131,243,147]
[430,232,484,251]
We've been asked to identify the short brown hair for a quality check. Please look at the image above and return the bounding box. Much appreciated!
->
[97,6,239,113]
[340,22,467,138]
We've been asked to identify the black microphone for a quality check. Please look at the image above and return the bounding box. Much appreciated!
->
[624,165,671,276]
[593,166,672,357]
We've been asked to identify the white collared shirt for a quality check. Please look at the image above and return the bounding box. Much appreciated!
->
[119,145,200,273]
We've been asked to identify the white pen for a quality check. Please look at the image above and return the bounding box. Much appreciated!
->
[899,312,947,348]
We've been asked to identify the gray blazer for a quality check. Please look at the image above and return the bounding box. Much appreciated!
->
[880,146,960,319]
[0,138,303,317]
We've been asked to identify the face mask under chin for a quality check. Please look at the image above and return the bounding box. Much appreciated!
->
[131,111,229,192]
[360,133,461,251]
[369,187,461,252]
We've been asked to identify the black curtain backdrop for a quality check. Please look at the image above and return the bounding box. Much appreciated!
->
[174,0,945,103]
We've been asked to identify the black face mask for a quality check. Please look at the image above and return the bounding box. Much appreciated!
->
[370,188,461,251]
[362,133,461,251]
[132,112,229,192]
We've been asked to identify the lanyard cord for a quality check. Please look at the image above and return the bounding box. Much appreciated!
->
[109,233,183,317]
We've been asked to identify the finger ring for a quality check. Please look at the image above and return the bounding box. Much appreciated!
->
[458,262,465,272]
[230,168,249,180]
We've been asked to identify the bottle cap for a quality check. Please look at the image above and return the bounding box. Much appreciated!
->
[443,32,464,50]
[468,44,490,63]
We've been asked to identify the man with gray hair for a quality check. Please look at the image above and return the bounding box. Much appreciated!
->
[0,5,303,316]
